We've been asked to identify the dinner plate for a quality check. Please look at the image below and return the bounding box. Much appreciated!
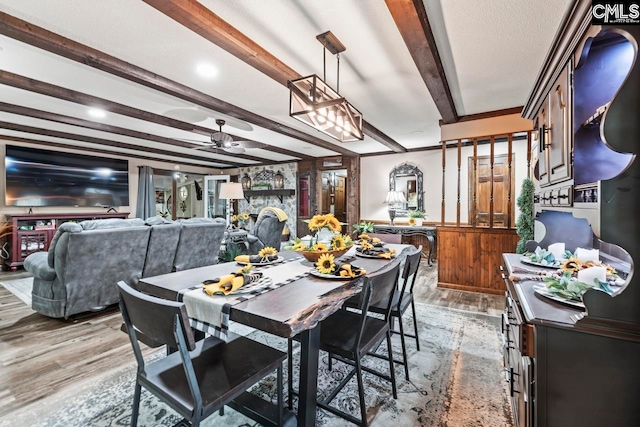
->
[236,256,284,266]
[520,257,562,269]
[309,269,365,280]
[356,252,395,259]
[532,284,585,309]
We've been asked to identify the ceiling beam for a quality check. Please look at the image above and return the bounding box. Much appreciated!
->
[141,0,408,153]
[0,134,224,169]
[0,70,279,164]
[0,121,244,167]
[438,106,524,126]
[0,11,352,157]
[385,0,459,124]
[0,101,307,162]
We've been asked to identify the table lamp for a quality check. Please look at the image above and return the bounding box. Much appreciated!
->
[384,190,407,225]
[219,182,245,227]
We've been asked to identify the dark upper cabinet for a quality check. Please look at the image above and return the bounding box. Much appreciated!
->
[535,105,549,187]
[547,61,573,185]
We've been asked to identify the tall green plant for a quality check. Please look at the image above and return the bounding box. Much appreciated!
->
[516,178,535,254]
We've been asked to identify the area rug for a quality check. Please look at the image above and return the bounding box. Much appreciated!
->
[0,277,33,306]
[0,279,513,427]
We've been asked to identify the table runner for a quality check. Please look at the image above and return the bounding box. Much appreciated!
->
[179,255,311,340]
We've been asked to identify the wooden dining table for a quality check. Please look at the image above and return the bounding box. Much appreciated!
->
[137,244,411,427]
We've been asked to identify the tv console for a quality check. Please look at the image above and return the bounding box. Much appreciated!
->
[2,212,130,271]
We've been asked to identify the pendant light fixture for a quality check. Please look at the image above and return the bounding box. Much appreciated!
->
[288,31,364,142]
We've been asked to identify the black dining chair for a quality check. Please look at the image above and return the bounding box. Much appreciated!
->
[117,281,286,427]
[287,258,401,427]
[367,245,422,381]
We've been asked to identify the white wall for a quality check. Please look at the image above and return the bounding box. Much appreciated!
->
[0,139,222,220]
[360,139,530,224]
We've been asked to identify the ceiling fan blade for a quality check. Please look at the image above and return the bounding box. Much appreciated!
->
[223,146,246,154]
[234,140,268,149]
[174,137,214,149]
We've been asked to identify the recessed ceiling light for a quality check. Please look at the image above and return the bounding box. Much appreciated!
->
[196,63,218,78]
[302,146,313,150]
[88,108,107,119]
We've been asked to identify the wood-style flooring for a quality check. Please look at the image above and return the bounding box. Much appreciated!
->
[0,262,504,420]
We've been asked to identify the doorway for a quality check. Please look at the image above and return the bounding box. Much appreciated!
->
[468,154,514,227]
[321,170,347,223]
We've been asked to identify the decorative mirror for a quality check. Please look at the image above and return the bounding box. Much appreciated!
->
[389,163,423,216]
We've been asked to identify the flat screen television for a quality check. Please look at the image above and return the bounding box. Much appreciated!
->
[5,145,129,207]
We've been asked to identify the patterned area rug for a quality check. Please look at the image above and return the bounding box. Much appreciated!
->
[0,283,513,427]
[0,277,33,306]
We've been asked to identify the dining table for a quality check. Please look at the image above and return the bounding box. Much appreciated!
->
[137,243,412,427]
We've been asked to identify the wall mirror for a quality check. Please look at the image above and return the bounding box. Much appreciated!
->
[389,163,423,216]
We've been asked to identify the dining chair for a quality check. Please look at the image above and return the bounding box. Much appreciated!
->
[117,281,286,427]
[287,258,401,427]
[368,245,422,381]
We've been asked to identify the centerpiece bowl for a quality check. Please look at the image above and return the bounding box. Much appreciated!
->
[298,246,351,263]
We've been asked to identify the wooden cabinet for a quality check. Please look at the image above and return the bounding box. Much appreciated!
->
[2,212,130,270]
[536,61,573,188]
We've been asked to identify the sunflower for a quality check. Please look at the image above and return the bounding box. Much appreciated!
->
[326,215,342,232]
[360,240,374,251]
[344,235,353,246]
[331,234,346,249]
[237,264,254,274]
[316,253,336,274]
[408,217,416,226]
[311,242,329,252]
[358,233,371,241]
[561,257,583,273]
[241,213,250,220]
[308,215,328,231]
[232,214,238,222]
[258,247,278,258]
[291,242,307,251]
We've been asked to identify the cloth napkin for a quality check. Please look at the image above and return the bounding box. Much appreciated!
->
[259,206,288,222]
[202,273,262,296]
[235,254,278,263]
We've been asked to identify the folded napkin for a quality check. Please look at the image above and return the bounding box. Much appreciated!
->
[202,273,262,296]
[235,254,278,263]
[377,249,397,259]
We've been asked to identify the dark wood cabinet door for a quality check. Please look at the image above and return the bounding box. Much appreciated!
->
[536,104,550,187]
[470,154,514,227]
[547,61,573,184]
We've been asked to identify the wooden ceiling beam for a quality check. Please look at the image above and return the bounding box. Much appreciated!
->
[0,70,278,164]
[141,0,408,153]
[385,0,459,124]
[0,101,305,162]
[0,134,222,169]
[0,121,242,167]
[0,11,352,156]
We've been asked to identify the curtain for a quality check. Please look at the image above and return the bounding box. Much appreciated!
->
[136,166,155,219]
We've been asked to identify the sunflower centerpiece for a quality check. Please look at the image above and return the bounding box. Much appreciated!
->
[315,253,366,278]
[294,213,354,262]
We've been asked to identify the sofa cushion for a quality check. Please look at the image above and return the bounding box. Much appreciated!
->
[173,218,226,271]
[47,222,83,267]
[142,220,181,278]
[79,218,145,230]
[145,216,173,226]
[24,251,56,281]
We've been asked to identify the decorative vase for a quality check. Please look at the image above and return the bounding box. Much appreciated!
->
[317,227,335,243]
[415,218,423,226]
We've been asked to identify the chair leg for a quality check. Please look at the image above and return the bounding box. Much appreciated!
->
[287,338,293,411]
[327,351,333,371]
[130,382,142,427]
[277,364,284,427]
[386,331,398,399]
[397,315,410,381]
[219,407,224,416]
[354,357,368,427]
[411,300,420,351]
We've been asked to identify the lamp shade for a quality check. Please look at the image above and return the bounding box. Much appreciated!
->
[219,182,244,200]
[384,191,407,204]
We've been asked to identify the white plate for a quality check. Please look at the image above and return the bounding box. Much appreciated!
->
[309,269,364,280]
[236,256,284,266]
[532,284,585,309]
[520,257,562,269]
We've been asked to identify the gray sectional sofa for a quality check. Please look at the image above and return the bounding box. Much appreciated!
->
[24,217,226,319]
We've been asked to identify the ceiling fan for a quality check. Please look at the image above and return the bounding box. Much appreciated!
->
[184,119,267,154]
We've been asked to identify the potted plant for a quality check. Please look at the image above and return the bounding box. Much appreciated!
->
[516,178,535,254]
[352,221,374,238]
[407,210,424,226]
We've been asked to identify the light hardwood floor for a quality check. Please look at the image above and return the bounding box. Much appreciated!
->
[0,261,504,420]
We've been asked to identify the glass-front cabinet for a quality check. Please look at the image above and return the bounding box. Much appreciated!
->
[204,175,229,220]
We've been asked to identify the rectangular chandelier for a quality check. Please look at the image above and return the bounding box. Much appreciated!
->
[289,74,364,142]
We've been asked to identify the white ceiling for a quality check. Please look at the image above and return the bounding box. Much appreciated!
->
[0,0,573,168]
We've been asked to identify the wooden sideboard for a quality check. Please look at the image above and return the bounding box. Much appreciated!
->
[2,212,130,271]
